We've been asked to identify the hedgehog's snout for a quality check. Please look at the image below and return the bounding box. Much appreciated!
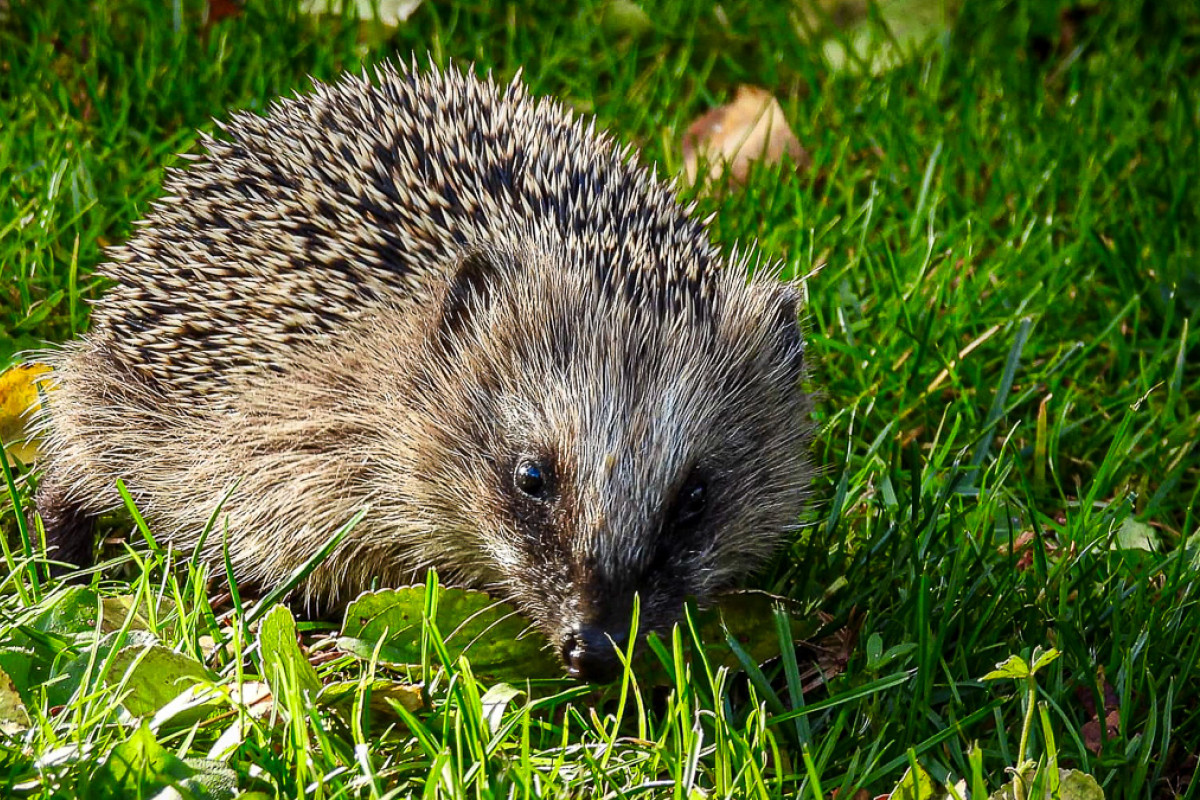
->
[561,626,626,683]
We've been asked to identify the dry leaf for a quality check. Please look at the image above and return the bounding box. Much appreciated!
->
[812,608,861,684]
[1078,675,1121,755]
[1000,529,1074,571]
[318,679,424,720]
[796,608,861,694]
[0,363,50,466]
[682,86,808,186]
[231,680,274,719]
[206,0,243,24]
[0,665,31,736]
[830,789,873,800]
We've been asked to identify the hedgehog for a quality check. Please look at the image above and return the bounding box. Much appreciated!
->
[32,62,814,681]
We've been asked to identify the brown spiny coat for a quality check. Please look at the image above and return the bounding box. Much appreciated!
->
[34,64,814,679]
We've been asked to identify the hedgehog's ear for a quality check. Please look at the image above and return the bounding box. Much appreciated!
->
[438,249,508,345]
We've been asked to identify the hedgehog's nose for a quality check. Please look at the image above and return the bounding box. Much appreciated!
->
[562,627,625,683]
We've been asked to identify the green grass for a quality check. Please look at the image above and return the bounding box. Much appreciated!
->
[2,0,1199,796]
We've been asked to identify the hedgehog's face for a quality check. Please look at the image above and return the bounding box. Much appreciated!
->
[414,244,813,682]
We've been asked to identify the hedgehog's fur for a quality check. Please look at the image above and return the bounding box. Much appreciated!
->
[34,62,814,680]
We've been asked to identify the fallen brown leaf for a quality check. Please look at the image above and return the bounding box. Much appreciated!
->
[1078,674,1121,755]
[798,608,862,694]
[206,0,243,24]
[999,529,1074,571]
[830,789,872,800]
[682,86,808,186]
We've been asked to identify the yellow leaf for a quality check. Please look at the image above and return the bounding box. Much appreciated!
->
[0,363,51,466]
[0,665,31,736]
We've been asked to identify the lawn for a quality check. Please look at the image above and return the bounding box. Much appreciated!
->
[1,0,1198,797]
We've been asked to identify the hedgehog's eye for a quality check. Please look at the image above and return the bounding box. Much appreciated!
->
[514,460,549,499]
[672,475,708,532]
